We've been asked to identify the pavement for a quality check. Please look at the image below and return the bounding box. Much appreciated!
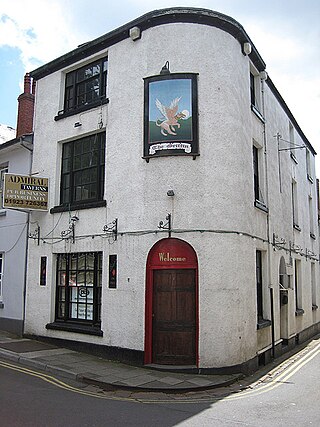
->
[0,330,242,392]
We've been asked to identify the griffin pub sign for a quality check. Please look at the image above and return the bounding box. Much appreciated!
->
[143,73,198,159]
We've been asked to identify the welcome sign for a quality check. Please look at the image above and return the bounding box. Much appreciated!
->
[3,173,49,211]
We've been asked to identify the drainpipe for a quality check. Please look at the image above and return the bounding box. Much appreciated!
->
[261,71,275,358]
[19,136,33,336]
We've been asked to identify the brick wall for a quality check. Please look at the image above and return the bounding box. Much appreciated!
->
[16,73,35,138]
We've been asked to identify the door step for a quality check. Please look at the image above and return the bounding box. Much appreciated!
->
[145,364,199,374]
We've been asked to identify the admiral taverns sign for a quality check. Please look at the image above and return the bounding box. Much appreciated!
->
[3,174,48,211]
[143,73,198,159]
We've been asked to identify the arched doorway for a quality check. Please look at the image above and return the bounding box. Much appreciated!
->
[279,256,289,339]
[145,238,198,366]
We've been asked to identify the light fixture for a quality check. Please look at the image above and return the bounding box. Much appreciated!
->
[167,189,174,196]
[243,42,252,55]
[74,122,82,128]
[160,61,170,75]
[129,26,141,41]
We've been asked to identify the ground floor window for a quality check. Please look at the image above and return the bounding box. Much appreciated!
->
[0,253,3,300]
[55,252,102,326]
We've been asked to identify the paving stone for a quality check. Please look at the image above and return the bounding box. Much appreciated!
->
[157,377,185,385]
[186,377,216,386]
[116,375,158,387]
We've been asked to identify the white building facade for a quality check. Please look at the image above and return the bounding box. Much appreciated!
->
[24,8,319,372]
[0,135,33,334]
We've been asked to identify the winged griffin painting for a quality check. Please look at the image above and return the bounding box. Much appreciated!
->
[155,97,190,136]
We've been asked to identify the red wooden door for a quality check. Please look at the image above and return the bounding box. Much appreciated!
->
[152,269,196,365]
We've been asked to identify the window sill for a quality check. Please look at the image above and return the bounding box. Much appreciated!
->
[50,199,106,213]
[257,319,271,330]
[295,308,304,317]
[251,105,265,124]
[46,322,103,336]
[290,152,298,164]
[54,98,109,121]
[307,174,314,184]
[293,223,301,232]
[254,200,269,213]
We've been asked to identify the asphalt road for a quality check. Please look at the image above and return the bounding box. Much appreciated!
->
[1,338,319,427]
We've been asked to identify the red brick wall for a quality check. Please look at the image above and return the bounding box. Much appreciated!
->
[16,73,35,138]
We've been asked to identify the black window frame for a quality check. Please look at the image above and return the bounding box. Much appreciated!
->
[253,145,268,212]
[253,145,260,202]
[63,57,108,115]
[58,132,105,210]
[54,252,103,328]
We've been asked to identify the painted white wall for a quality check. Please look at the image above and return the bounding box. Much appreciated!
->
[0,143,31,332]
[25,20,319,368]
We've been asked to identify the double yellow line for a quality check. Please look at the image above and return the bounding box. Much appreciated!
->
[223,339,320,401]
[1,339,319,404]
[0,360,133,402]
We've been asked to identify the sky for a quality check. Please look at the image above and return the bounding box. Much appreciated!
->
[0,0,319,161]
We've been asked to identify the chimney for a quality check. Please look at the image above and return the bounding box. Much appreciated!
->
[16,73,35,138]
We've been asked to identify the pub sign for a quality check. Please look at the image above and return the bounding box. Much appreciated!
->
[3,173,48,211]
[143,73,198,159]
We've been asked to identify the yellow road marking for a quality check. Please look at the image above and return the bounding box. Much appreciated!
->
[1,339,319,405]
[0,360,135,402]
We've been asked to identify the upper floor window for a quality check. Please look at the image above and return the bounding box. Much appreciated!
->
[0,166,8,209]
[253,143,267,212]
[64,57,108,114]
[289,122,298,163]
[60,132,105,208]
[306,149,313,183]
[250,69,264,122]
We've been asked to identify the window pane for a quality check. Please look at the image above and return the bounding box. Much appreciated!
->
[58,303,65,318]
[58,254,67,271]
[63,142,72,158]
[58,272,66,287]
[86,272,94,285]
[66,73,74,86]
[81,153,91,169]
[62,158,71,173]
[59,287,66,302]
[78,271,86,285]
[82,137,91,153]
[70,255,77,270]
[62,187,70,204]
[78,254,86,270]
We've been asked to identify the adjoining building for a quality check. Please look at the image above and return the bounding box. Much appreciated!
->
[0,75,34,335]
[24,8,319,373]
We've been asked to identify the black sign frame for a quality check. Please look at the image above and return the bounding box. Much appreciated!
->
[143,73,199,160]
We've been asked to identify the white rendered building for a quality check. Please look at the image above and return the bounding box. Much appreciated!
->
[0,134,33,335]
[24,8,319,372]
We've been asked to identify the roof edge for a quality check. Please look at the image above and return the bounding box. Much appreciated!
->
[29,7,265,80]
[266,77,316,155]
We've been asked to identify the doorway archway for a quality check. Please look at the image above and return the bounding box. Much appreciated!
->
[144,238,198,366]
